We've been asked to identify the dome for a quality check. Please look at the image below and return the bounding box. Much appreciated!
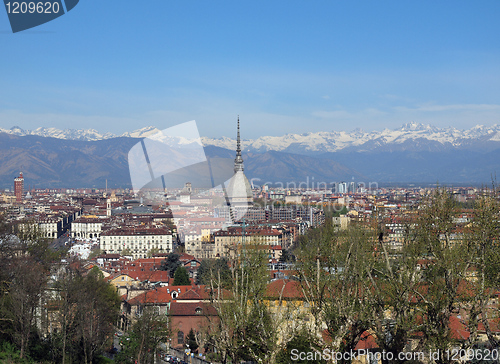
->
[223,116,253,222]
[225,170,253,207]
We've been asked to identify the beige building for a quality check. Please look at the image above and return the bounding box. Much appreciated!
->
[18,218,61,239]
[213,226,282,258]
[332,215,350,230]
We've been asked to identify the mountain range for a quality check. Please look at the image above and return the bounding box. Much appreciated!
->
[4,122,500,154]
[0,123,499,188]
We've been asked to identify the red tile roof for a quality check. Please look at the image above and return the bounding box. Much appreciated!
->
[354,331,379,350]
[477,318,500,334]
[449,316,470,341]
[169,302,218,316]
[133,258,165,266]
[127,285,192,305]
[265,279,305,300]
[178,253,197,262]
[176,285,232,301]
[120,268,170,283]
[176,288,202,301]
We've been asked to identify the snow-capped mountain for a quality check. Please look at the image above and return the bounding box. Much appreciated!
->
[1,122,499,186]
[0,126,117,141]
[119,126,161,139]
[2,122,500,153]
[202,122,500,154]
[0,125,159,141]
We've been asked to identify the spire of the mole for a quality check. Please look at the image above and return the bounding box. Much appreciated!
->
[234,116,244,172]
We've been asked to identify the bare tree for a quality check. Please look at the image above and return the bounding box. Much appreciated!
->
[207,243,280,364]
[0,256,48,359]
[51,265,121,364]
[462,191,500,351]
[297,222,377,361]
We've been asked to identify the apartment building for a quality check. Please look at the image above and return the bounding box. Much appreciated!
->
[100,227,173,259]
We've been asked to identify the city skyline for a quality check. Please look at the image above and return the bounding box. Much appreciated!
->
[2,2,500,359]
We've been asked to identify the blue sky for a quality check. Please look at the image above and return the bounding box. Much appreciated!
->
[1,0,500,139]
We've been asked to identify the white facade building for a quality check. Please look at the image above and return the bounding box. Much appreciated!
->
[100,227,173,259]
[71,218,106,239]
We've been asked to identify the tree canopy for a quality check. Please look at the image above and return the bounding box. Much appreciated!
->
[173,265,190,286]
[160,252,181,277]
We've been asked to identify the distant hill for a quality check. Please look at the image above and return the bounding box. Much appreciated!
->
[1,121,500,188]
[0,134,362,189]
[319,150,500,185]
[204,122,500,155]
[0,133,138,189]
[4,123,500,154]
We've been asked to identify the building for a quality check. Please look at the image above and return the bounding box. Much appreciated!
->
[224,117,253,221]
[285,195,302,204]
[332,215,350,230]
[100,227,173,259]
[337,182,348,194]
[14,172,24,203]
[18,217,62,239]
[39,218,62,239]
[71,217,107,239]
[213,226,282,258]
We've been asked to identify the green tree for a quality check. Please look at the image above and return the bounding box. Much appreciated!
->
[279,249,295,263]
[275,329,326,364]
[0,216,120,363]
[160,253,181,277]
[365,214,421,363]
[76,270,121,364]
[87,248,103,260]
[196,258,231,288]
[121,248,133,256]
[237,302,276,362]
[186,328,198,353]
[196,259,210,285]
[14,222,62,267]
[147,248,161,258]
[331,205,348,218]
[173,266,190,286]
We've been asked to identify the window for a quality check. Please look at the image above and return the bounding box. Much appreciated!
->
[177,331,184,345]
[195,307,203,315]
[136,305,143,317]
